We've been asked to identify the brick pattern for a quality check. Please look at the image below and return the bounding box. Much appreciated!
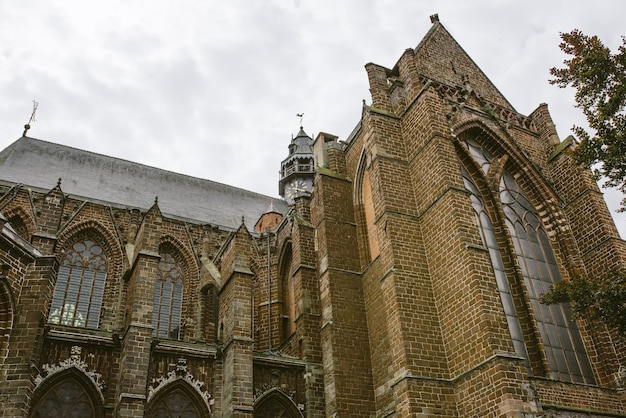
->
[0,19,625,418]
[311,169,376,417]
[0,256,57,417]
[335,21,626,417]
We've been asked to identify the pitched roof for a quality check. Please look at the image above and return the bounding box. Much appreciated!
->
[411,21,515,111]
[0,136,289,231]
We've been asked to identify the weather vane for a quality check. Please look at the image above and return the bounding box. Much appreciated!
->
[296,113,304,128]
[23,100,39,136]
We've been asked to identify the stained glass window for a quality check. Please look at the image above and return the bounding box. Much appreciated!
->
[152,253,183,339]
[49,239,106,329]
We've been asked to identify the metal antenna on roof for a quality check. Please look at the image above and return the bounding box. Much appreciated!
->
[22,100,39,136]
[296,113,304,129]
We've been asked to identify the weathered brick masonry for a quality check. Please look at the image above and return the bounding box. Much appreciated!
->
[0,15,624,418]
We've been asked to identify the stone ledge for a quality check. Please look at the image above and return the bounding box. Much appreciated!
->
[46,326,116,346]
[152,339,218,358]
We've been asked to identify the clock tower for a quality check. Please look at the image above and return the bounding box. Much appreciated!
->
[279,126,315,205]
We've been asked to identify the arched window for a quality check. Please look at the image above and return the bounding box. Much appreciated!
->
[500,169,594,383]
[146,381,210,418]
[254,388,303,418]
[459,135,595,384]
[29,373,104,418]
[461,165,530,366]
[49,239,107,328]
[152,252,183,339]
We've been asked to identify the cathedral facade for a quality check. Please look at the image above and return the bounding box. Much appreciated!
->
[0,17,624,417]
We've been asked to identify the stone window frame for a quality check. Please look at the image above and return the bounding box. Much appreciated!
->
[152,250,184,340]
[456,131,596,385]
[151,236,200,342]
[145,379,211,417]
[49,234,108,329]
[28,367,105,418]
[253,387,304,418]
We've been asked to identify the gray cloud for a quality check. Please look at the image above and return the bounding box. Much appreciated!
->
[0,0,624,236]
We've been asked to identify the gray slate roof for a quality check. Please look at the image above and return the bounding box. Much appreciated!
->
[0,136,289,231]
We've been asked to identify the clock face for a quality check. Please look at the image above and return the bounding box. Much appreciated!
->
[286,179,309,200]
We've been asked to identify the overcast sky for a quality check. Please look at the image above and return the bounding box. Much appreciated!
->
[0,0,624,238]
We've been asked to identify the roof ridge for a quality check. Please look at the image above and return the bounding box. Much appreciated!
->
[13,136,276,199]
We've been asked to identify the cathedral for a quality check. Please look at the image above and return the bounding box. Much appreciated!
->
[0,16,625,417]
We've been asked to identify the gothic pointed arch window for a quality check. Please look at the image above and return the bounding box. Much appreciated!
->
[459,134,595,384]
[152,251,184,339]
[49,238,107,328]
[145,380,211,418]
[254,388,303,418]
[461,165,530,366]
[29,370,105,418]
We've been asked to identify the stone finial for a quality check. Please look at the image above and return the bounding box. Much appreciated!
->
[430,14,439,23]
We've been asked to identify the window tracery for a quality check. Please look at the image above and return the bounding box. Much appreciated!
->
[460,135,595,384]
[254,388,303,418]
[146,358,212,418]
[461,165,530,366]
[49,238,107,329]
[30,378,97,418]
[147,388,205,418]
[30,346,105,418]
[152,252,183,339]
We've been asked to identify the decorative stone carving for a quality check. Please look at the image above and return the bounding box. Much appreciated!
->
[254,382,296,401]
[147,357,212,410]
[34,345,105,393]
